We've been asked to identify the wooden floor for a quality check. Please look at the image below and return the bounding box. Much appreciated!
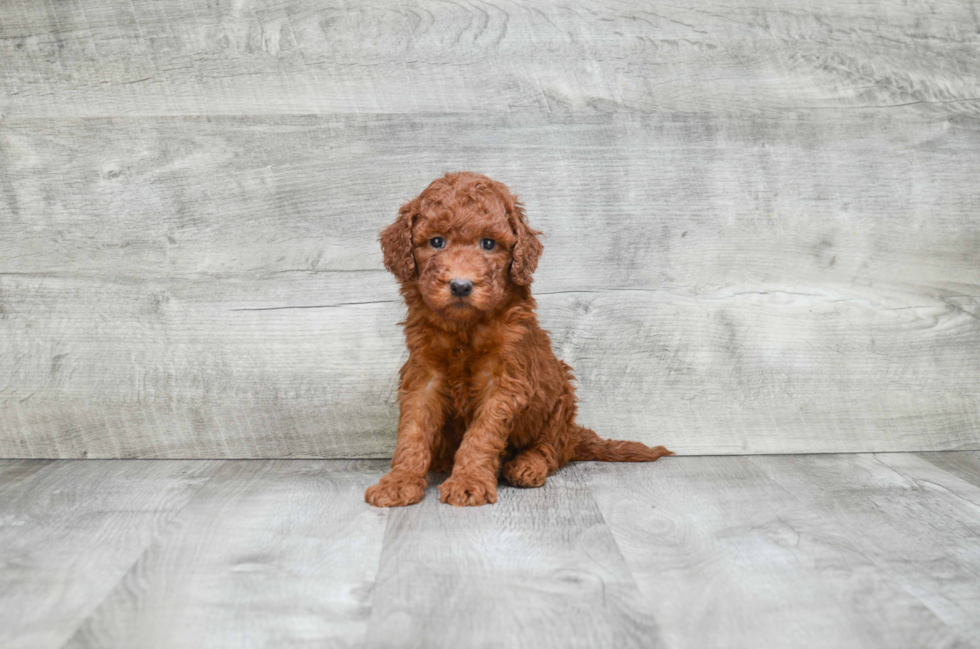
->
[2,453,979,649]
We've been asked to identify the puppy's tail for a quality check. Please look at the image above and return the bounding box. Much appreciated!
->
[574,426,673,462]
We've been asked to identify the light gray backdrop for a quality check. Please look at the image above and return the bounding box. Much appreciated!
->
[1,0,979,458]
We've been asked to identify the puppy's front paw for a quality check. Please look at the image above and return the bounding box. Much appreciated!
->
[365,474,426,507]
[439,473,497,507]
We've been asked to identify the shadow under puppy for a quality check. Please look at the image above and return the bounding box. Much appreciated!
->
[366,172,672,507]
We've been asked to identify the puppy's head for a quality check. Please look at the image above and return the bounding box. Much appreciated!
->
[381,172,543,322]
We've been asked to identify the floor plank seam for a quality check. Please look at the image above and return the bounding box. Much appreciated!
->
[570,463,655,601]
[876,454,980,509]
[743,455,969,641]
[50,460,228,649]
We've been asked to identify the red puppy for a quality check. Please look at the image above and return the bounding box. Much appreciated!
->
[365,172,672,507]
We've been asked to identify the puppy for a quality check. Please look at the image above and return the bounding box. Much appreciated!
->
[365,172,671,507]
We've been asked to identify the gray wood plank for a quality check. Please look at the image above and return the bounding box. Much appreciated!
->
[4,114,980,287]
[1,0,978,117]
[0,459,56,493]
[62,460,389,649]
[748,453,980,646]
[365,465,660,649]
[2,113,978,457]
[873,452,980,521]
[918,451,980,489]
[581,456,966,649]
[3,456,980,648]
[0,459,220,649]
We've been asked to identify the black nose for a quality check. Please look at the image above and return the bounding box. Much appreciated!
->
[450,279,473,297]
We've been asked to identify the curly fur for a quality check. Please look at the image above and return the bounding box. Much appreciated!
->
[366,172,672,507]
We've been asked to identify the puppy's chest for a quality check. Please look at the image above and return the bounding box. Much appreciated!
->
[440,348,494,417]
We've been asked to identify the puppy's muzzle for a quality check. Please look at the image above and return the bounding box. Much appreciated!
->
[450,279,474,297]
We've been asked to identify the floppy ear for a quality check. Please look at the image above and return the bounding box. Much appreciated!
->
[507,198,543,287]
[380,198,419,282]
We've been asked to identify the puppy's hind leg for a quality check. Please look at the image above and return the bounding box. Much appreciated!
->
[502,444,555,488]
[503,392,576,488]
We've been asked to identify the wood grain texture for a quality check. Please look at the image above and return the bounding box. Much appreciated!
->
[748,453,980,646]
[0,459,220,649]
[62,459,389,649]
[1,112,978,457]
[4,456,980,648]
[3,0,980,458]
[1,0,978,117]
[582,456,968,649]
[0,458,55,492]
[918,451,980,489]
[365,466,661,649]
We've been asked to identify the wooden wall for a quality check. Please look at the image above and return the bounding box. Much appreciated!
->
[1,0,979,458]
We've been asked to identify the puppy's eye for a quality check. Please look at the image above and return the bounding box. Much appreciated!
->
[430,237,445,249]
[481,238,496,251]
